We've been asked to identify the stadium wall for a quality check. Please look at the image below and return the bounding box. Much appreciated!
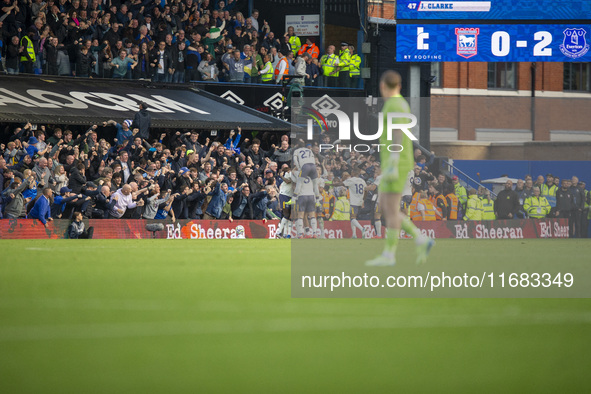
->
[0,219,569,240]
[449,160,591,185]
[431,142,591,161]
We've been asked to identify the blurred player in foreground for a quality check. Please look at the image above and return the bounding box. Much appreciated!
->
[366,70,435,266]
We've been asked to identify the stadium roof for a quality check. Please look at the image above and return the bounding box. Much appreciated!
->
[0,76,292,131]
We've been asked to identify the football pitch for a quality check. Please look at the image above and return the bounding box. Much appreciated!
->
[0,239,589,393]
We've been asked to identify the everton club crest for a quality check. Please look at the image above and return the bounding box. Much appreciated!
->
[455,28,480,59]
[560,28,590,59]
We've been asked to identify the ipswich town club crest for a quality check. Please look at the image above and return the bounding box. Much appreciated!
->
[560,28,590,59]
[455,28,480,59]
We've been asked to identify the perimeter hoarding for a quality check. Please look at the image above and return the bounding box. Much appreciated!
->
[0,219,569,240]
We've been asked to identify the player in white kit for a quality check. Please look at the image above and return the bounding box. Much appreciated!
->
[291,171,318,238]
[334,168,367,238]
[292,142,320,200]
[276,166,294,238]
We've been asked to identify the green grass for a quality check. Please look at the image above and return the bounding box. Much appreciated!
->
[0,239,589,393]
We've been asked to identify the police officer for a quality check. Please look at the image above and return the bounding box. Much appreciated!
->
[338,42,351,88]
[349,45,361,88]
[320,45,339,88]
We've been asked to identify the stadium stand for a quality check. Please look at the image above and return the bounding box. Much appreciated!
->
[1,117,589,239]
[0,0,360,87]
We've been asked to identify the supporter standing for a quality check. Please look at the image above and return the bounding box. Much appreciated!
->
[494,180,519,219]
[133,102,151,141]
[555,179,575,237]
[110,48,137,78]
[151,41,171,82]
[291,52,308,86]
[6,35,21,74]
[28,187,53,227]
[3,177,30,219]
[570,176,585,238]
[109,184,144,218]
[203,175,229,220]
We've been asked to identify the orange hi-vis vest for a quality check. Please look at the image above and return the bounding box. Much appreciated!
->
[419,198,437,221]
[321,190,334,218]
[274,57,290,78]
[297,43,320,58]
[409,192,422,221]
[446,193,459,220]
[430,194,447,220]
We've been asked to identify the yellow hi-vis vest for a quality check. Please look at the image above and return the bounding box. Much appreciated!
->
[339,48,351,72]
[261,61,274,81]
[454,183,468,208]
[321,190,334,219]
[523,196,551,219]
[464,195,483,220]
[349,54,361,76]
[481,198,496,220]
[321,54,339,78]
[20,36,36,62]
[540,183,557,207]
[288,35,301,56]
[332,197,350,220]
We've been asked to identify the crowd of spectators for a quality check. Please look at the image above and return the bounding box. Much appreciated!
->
[0,0,361,87]
[406,164,590,239]
[0,113,588,239]
[0,116,297,224]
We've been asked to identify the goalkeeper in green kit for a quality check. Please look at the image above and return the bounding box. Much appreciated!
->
[366,70,435,266]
